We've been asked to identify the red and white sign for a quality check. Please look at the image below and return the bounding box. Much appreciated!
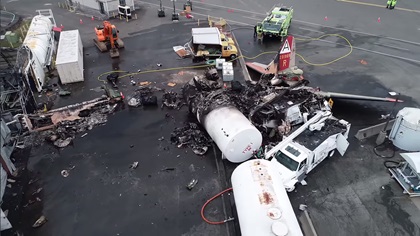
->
[278,36,294,71]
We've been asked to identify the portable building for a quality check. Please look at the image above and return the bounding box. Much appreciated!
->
[56,30,84,84]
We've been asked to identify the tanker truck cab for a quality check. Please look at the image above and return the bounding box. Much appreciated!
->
[270,143,310,191]
[265,111,351,192]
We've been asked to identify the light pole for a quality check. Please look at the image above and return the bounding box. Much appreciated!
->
[376,91,400,145]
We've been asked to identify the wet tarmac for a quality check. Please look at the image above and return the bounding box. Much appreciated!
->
[2,1,420,236]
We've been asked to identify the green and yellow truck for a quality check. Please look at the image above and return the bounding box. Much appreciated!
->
[256,6,293,41]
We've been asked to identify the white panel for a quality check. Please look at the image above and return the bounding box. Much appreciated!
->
[1,209,12,231]
[0,167,7,200]
[336,133,349,156]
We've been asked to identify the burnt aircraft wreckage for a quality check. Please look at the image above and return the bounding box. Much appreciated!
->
[178,36,402,163]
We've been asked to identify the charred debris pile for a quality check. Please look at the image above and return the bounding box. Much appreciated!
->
[16,68,331,153]
[180,72,329,146]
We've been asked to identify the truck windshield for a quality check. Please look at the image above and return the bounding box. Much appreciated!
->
[262,22,281,31]
[274,151,299,171]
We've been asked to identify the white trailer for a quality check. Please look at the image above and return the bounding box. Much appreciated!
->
[56,30,84,84]
[264,110,351,191]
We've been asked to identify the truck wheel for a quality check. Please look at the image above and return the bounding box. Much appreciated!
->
[289,19,292,29]
[230,54,237,60]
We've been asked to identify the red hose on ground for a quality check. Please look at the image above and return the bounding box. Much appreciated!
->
[201,187,234,225]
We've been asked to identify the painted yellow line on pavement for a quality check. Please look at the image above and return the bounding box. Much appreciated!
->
[337,0,420,13]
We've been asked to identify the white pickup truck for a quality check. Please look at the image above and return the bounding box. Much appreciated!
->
[264,110,351,191]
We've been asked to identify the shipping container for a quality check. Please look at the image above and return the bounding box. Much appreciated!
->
[56,30,84,84]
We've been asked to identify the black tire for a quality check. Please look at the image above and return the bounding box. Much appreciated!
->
[230,54,237,60]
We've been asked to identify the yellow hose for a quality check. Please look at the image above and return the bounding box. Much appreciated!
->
[97,34,353,82]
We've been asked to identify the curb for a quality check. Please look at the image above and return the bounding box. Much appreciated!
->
[230,31,251,82]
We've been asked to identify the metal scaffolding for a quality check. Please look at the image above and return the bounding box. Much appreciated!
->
[0,47,36,116]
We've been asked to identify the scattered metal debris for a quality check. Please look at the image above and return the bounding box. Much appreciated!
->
[54,137,72,148]
[81,133,88,138]
[129,161,139,169]
[204,67,219,81]
[7,179,16,183]
[32,215,47,228]
[127,87,160,108]
[61,170,69,177]
[167,82,177,87]
[158,136,165,141]
[32,187,43,195]
[139,81,151,86]
[170,123,212,156]
[162,91,184,109]
[299,204,308,211]
[28,178,39,185]
[58,90,71,96]
[187,178,198,190]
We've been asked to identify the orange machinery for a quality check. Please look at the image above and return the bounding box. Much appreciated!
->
[93,21,124,58]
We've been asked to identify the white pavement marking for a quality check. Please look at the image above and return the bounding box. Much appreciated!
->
[139,0,419,64]
[242,15,261,21]
[193,1,420,46]
[44,3,52,5]
[184,22,199,26]
[294,34,420,64]
[193,6,211,11]
[373,42,410,51]
[298,27,324,34]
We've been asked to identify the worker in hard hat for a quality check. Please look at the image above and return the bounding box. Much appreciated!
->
[386,0,391,8]
[390,0,397,9]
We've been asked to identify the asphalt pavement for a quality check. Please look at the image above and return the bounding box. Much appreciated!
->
[2,0,420,235]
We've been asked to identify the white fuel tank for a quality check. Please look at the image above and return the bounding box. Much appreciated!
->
[389,107,420,151]
[231,159,303,236]
[202,106,262,163]
[23,15,54,67]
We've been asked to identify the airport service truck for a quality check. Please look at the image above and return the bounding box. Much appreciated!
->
[187,27,238,62]
[263,110,351,192]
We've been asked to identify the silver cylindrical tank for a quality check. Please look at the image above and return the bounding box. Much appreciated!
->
[202,106,262,163]
[231,159,303,236]
[389,107,420,151]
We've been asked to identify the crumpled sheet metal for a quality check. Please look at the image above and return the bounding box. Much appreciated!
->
[170,123,212,155]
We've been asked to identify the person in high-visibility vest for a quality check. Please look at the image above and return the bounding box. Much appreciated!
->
[386,0,391,8]
[390,0,397,9]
